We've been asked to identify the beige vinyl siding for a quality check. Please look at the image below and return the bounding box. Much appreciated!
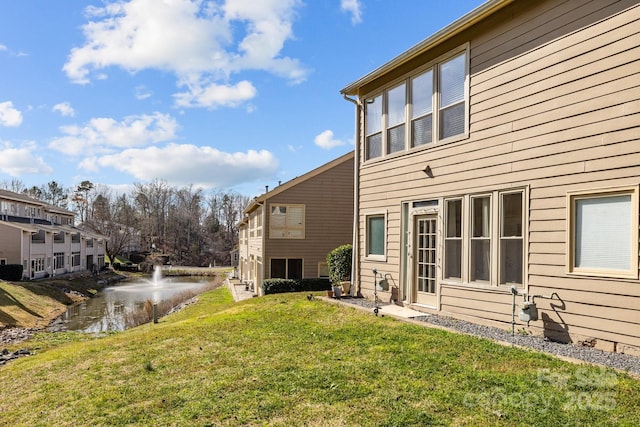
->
[265,155,353,280]
[356,0,640,350]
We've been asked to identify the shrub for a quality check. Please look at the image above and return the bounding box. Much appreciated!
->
[262,278,332,295]
[262,278,298,295]
[0,264,23,281]
[326,244,352,284]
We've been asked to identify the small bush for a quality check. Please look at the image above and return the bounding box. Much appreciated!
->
[262,278,332,295]
[262,279,298,295]
[327,244,352,284]
[0,264,24,281]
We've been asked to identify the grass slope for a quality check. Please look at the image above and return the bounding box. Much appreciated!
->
[0,280,77,329]
[1,288,639,426]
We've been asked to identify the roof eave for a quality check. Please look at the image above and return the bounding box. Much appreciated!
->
[340,0,513,96]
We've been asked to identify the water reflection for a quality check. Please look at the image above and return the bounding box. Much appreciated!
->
[52,276,210,333]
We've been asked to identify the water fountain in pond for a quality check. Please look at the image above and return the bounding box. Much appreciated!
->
[52,265,210,333]
[151,265,163,286]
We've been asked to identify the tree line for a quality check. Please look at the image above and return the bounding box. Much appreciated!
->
[1,178,250,267]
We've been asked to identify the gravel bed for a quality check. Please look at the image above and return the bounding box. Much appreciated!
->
[336,297,640,376]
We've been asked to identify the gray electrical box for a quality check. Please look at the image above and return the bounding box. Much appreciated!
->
[519,301,538,322]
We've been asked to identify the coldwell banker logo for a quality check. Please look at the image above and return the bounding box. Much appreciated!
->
[463,367,618,413]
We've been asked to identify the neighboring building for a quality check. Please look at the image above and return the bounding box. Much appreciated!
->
[341,0,640,354]
[0,189,106,279]
[238,151,354,294]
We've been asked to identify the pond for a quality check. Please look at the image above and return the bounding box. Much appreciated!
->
[49,274,212,333]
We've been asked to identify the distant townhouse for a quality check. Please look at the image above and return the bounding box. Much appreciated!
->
[341,0,640,354]
[0,189,106,279]
[238,151,354,294]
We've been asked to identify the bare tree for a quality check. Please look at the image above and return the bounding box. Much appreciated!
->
[132,179,173,254]
[0,178,26,193]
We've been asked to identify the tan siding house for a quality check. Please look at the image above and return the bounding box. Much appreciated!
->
[0,189,106,279]
[238,151,354,294]
[341,0,640,354]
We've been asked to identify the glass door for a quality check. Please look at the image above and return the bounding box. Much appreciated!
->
[415,215,437,306]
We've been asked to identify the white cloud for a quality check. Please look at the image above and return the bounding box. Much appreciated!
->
[0,101,23,127]
[63,0,308,109]
[49,112,179,156]
[314,129,345,149]
[52,102,76,117]
[85,144,279,189]
[341,0,362,24]
[174,80,257,109]
[134,85,152,100]
[0,44,6,51]
[0,141,53,176]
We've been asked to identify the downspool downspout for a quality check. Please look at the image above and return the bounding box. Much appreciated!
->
[342,94,360,296]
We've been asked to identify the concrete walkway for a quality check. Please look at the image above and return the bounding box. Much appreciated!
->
[226,276,255,302]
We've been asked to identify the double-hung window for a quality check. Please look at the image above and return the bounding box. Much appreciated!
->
[470,195,491,282]
[387,83,406,154]
[365,95,382,160]
[411,70,433,147]
[363,46,468,161]
[444,199,462,280]
[568,188,638,278]
[500,192,524,285]
[439,53,467,139]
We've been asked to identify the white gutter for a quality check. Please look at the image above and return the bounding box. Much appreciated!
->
[342,94,361,296]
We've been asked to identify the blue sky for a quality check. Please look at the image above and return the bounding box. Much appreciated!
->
[0,0,485,198]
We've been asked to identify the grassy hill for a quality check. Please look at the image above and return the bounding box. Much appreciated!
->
[1,288,639,426]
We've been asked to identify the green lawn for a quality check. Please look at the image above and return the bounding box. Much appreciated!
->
[1,288,639,426]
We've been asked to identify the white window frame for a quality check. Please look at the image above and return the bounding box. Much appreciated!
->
[362,44,469,162]
[365,211,387,261]
[567,186,639,279]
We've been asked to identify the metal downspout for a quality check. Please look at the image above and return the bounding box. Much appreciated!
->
[342,94,360,296]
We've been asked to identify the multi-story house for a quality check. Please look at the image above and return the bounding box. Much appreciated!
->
[0,189,106,279]
[341,0,640,354]
[238,151,354,294]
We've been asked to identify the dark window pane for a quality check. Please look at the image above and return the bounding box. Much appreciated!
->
[288,259,303,280]
[271,259,286,279]
[440,102,465,139]
[366,133,382,159]
[387,124,405,153]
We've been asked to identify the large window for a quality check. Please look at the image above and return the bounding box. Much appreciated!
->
[364,47,468,161]
[443,189,526,287]
[270,204,305,239]
[568,188,638,278]
[270,258,303,280]
[366,213,386,259]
